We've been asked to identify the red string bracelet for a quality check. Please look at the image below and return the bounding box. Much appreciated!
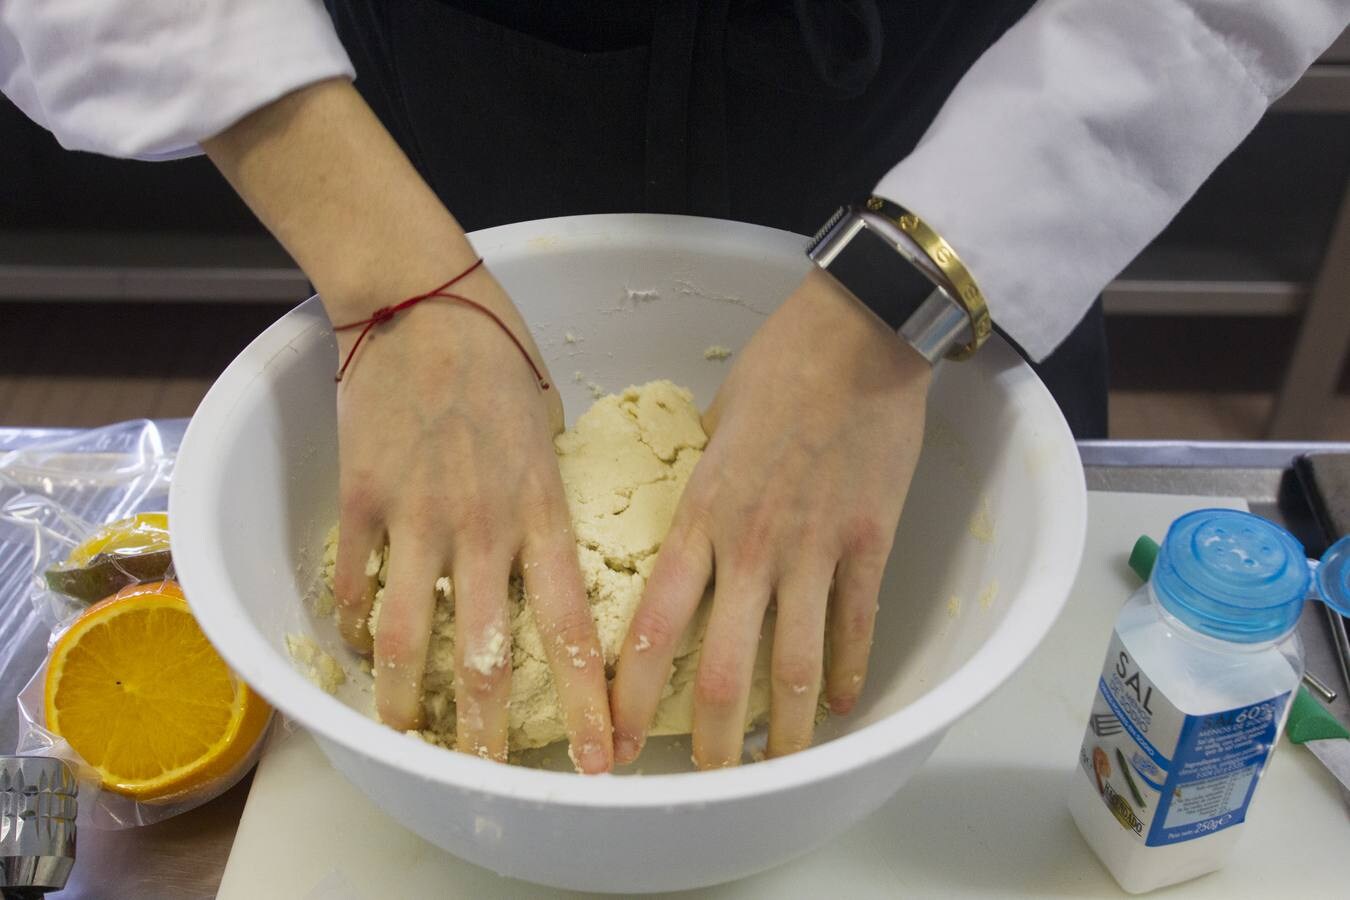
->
[331,257,549,390]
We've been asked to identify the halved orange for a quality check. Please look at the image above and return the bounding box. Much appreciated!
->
[44,580,271,802]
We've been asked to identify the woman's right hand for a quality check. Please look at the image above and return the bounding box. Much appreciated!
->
[329,259,613,772]
[204,79,613,772]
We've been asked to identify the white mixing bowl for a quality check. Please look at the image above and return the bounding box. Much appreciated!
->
[171,214,1085,893]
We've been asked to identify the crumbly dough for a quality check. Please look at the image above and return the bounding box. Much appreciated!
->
[979,579,1000,611]
[703,345,733,361]
[968,496,995,543]
[286,634,346,695]
[321,381,781,753]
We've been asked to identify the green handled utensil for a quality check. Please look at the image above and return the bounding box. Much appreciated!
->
[1130,534,1350,802]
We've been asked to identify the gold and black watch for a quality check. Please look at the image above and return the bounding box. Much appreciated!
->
[806,197,991,362]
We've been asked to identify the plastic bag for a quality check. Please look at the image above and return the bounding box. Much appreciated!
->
[0,419,177,629]
[0,419,270,828]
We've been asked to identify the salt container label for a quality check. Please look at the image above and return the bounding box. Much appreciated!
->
[1075,630,1289,847]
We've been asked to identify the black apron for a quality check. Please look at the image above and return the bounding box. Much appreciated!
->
[325,0,1108,437]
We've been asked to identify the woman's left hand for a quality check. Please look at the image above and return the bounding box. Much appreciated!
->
[609,268,933,767]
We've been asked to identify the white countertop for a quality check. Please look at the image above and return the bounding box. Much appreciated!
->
[219,492,1348,898]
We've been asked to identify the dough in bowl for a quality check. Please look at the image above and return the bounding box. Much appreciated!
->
[321,380,805,756]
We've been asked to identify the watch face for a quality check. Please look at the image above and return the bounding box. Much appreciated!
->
[826,222,936,330]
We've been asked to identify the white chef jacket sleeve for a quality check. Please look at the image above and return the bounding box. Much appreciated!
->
[0,0,354,160]
[875,0,1350,362]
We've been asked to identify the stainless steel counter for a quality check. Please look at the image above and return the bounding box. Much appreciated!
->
[2,429,1348,899]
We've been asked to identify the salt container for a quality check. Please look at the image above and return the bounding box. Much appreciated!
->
[1067,508,1350,893]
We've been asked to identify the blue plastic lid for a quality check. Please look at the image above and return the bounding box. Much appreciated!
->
[1317,535,1350,617]
[1153,509,1310,643]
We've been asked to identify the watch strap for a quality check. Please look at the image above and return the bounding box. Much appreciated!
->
[898,291,972,364]
[865,197,992,359]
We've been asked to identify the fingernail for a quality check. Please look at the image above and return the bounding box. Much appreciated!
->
[614,733,642,765]
[829,694,857,716]
[575,741,610,774]
[694,752,738,771]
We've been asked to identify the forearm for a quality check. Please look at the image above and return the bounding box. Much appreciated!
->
[203,78,476,320]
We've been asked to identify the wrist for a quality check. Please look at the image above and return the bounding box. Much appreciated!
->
[794,268,934,386]
[317,229,483,324]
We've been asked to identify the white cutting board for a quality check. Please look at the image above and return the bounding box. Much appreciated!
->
[219,493,1348,898]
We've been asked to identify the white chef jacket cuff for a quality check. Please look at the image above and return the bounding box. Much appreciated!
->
[3,0,354,160]
[871,1,1348,364]
[871,63,1260,368]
